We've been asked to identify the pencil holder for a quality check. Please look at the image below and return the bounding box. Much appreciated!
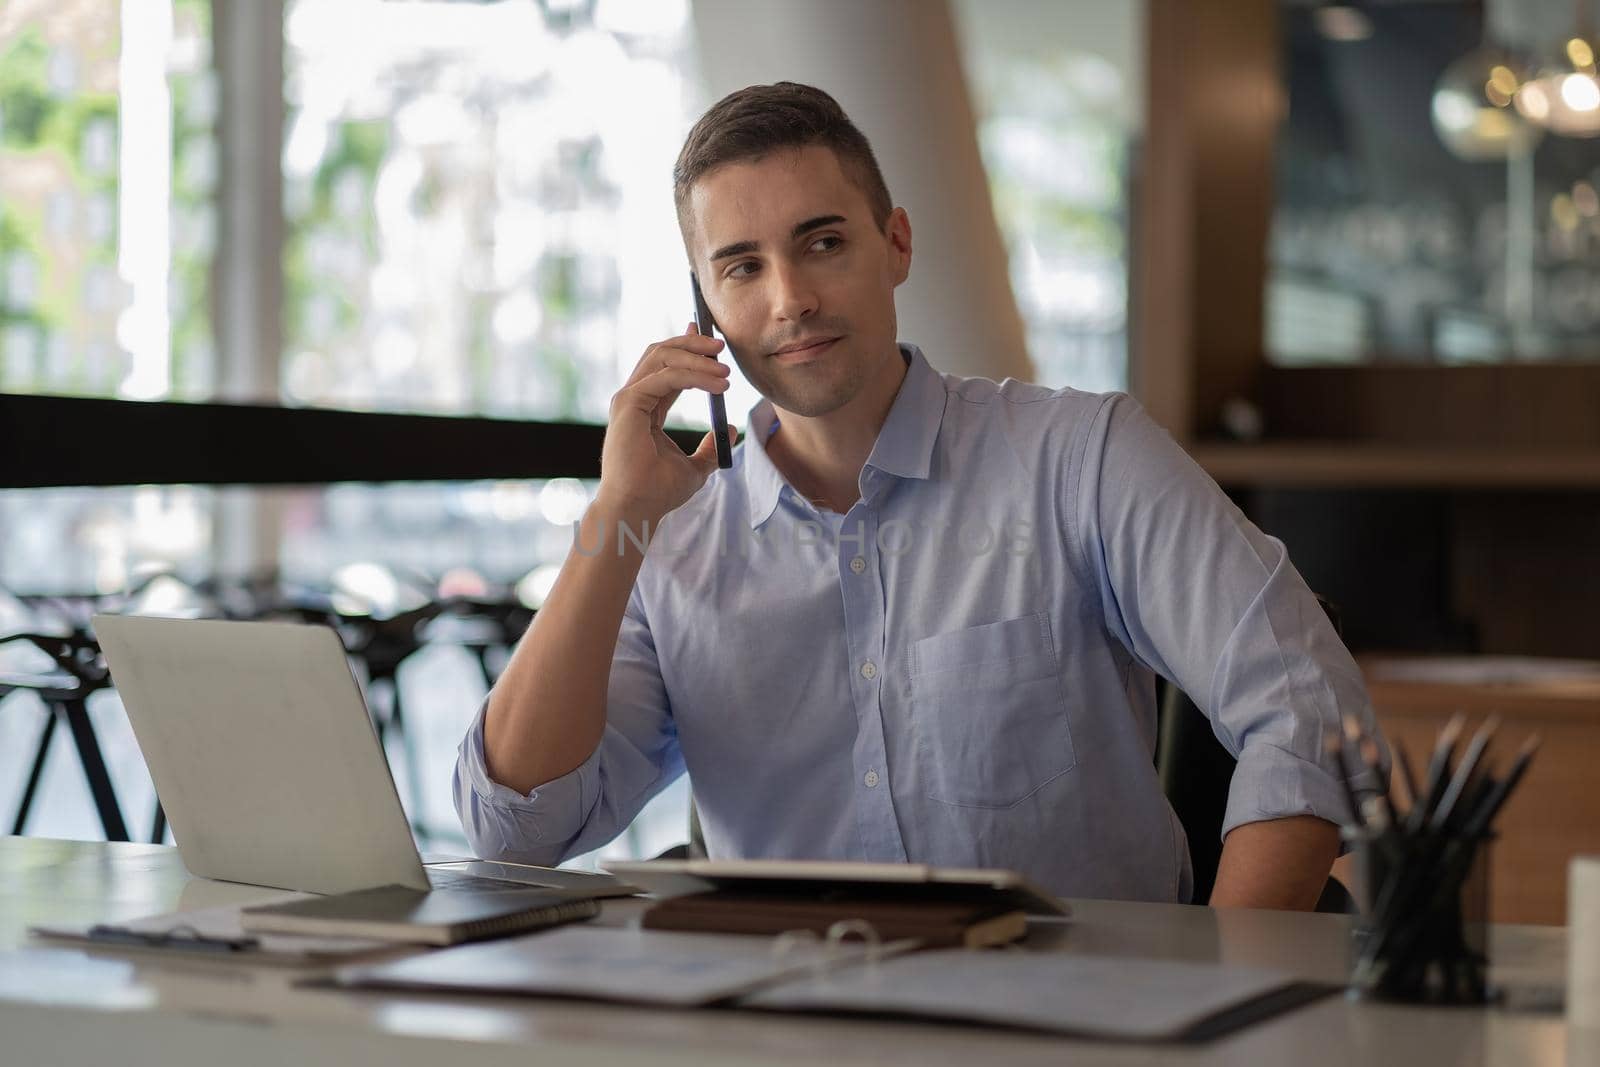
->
[1345,827,1494,1005]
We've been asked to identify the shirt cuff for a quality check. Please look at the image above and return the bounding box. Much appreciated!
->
[1220,740,1371,852]
[452,696,603,860]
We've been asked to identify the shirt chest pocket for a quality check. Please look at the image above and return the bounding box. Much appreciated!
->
[906,611,1078,809]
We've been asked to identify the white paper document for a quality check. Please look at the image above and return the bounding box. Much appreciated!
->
[335,925,900,1007]
[334,926,1321,1040]
[742,948,1317,1040]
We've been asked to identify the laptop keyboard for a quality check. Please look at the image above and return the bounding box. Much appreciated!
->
[426,868,562,893]
[425,859,634,895]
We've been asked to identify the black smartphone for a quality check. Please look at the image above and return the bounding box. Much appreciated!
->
[690,271,734,469]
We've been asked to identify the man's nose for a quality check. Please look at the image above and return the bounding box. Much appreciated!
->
[769,262,817,322]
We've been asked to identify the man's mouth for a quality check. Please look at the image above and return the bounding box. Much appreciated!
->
[772,336,840,364]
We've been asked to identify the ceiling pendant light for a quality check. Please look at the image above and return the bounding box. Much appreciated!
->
[1432,45,1543,160]
[1514,2,1600,137]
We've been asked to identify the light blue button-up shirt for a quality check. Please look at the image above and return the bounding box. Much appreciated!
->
[454,343,1385,902]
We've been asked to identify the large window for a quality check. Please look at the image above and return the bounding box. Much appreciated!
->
[0,4,230,848]
[0,0,219,607]
[0,0,214,400]
[279,0,746,428]
[955,0,1141,394]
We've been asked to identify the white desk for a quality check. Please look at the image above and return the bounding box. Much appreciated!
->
[0,837,1583,1066]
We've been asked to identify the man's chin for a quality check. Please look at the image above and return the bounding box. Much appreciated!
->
[760,380,857,419]
[782,395,854,419]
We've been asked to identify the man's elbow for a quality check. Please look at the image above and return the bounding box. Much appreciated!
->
[1209,814,1340,910]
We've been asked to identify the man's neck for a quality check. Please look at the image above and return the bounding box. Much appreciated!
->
[766,346,909,514]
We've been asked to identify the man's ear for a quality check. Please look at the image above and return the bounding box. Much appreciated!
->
[886,207,912,287]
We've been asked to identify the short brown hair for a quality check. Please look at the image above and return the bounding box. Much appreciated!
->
[673,82,893,241]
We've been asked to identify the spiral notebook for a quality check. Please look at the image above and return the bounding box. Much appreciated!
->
[240,884,598,946]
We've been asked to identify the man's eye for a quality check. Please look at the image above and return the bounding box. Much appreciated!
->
[727,261,757,278]
[810,235,842,252]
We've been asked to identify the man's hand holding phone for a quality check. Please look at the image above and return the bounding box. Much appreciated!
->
[594,323,738,527]
[485,322,735,793]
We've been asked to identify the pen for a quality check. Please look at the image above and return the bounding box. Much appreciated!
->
[1346,715,1393,824]
[1461,734,1539,839]
[1391,740,1420,817]
[1429,715,1499,833]
[87,924,259,953]
[1407,711,1465,834]
[1453,772,1497,833]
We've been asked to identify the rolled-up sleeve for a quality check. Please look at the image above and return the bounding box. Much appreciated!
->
[1075,394,1388,843]
[452,583,683,866]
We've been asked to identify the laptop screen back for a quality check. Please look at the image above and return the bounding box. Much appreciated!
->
[93,614,430,895]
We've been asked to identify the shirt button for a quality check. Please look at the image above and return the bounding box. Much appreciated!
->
[859,661,877,680]
[863,770,880,788]
[849,556,866,574]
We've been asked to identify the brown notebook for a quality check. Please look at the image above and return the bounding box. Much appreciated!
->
[640,891,1028,948]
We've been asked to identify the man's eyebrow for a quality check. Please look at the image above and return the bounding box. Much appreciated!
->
[790,214,847,240]
[709,214,849,262]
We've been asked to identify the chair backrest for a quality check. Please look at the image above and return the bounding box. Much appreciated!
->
[655,795,707,861]
[1155,678,1233,903]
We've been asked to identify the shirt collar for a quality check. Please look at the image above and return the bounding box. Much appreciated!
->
[741,342,946,529]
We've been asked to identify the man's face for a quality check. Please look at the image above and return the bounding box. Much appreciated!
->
[685,145,912,418]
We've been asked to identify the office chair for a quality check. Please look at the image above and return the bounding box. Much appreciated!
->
[656,798,707,861]
[3,628,130,841]
[1155,594,1357,913]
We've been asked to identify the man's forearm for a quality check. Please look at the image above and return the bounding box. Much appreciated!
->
[483,496,656,794]
[1208,815,1340,910]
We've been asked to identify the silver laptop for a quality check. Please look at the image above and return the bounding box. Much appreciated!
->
[92,613,634,899]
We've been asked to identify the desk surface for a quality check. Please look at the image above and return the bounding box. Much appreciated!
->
[0,837,1582,1067]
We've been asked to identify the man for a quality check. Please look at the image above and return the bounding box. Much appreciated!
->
[455,82,1388,909]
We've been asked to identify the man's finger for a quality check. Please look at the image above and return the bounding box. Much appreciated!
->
[689,424,740,477]
[613,366,728,417]
[623,332,726,388]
